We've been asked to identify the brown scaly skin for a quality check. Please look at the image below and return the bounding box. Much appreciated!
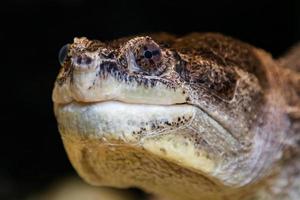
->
[52,33,300,200]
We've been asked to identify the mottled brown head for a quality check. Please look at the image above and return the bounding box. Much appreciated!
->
[53,33,290,198]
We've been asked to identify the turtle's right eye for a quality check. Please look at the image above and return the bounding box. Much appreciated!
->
[58,44,69,66]
[133,37,164,75]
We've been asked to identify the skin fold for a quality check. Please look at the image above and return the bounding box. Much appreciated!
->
[52,33,300,200]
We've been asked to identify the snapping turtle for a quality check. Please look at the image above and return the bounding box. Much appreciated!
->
[52,33,300,200]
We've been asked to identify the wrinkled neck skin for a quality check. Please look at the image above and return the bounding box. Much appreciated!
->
[248,51,300,200]
[165,51,299,200]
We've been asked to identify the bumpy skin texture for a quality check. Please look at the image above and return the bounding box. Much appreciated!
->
[53,33,300,200]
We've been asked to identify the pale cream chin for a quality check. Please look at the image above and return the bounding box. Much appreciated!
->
[54,101,254,186]
[54,101,216,174]
[53,101,274,200]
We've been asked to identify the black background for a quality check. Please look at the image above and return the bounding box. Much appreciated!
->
[0,0,299,199]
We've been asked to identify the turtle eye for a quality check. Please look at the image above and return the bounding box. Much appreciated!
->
[134,38,164,75]
[58,44,69,66]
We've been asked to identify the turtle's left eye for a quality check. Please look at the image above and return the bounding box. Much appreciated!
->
[58,44,69,66]
[134,38,164,75]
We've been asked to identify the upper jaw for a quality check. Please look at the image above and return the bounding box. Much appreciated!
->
[52,60,189,105]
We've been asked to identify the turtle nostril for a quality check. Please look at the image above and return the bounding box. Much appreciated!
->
[58,44,69,66]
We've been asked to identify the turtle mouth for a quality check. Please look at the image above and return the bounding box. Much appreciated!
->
[53,59,240,185]
[55,100,218,175]
[54,100,196,144]
[54,100,239,180]
[52,58,190,105]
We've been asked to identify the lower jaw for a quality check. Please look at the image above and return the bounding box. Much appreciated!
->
[54,101,197,143]
[54,101,252,199]
[54,101,216,171]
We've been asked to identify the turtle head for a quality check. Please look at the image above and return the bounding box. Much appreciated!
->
[53,34,290,199]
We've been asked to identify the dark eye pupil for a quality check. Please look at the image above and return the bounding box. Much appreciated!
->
[144,50,153,59]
